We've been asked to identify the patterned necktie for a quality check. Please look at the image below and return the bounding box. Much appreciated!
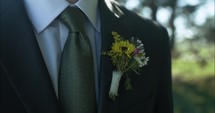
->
[58,7,96,113]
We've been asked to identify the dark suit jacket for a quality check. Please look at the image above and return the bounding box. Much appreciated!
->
[1,0,173,113]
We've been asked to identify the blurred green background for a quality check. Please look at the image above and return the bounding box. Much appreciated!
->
[118,0,214,112]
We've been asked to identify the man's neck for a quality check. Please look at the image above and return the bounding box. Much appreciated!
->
[67,0,79,4]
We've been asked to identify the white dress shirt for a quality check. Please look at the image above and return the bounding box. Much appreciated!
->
[24,0,101,102]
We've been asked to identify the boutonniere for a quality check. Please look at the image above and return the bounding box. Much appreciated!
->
[102,32,149,101]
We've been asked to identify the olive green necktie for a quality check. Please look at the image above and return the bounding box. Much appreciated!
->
[58,7,96,113]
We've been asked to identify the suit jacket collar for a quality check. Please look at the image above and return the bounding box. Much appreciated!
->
[1,0,60,113]
[98,0,134,113]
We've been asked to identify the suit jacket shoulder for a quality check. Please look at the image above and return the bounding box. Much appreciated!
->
[107,0,170,46]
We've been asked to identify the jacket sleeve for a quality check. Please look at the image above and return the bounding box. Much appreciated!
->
[154,27,173,113]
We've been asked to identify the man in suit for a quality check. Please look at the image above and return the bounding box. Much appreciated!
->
[1,0,173,113]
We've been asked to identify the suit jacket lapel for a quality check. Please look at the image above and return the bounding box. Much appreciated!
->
[1,0,60,113]
[98,0,134,113]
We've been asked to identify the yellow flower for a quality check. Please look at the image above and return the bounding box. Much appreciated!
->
[111,40,136,58]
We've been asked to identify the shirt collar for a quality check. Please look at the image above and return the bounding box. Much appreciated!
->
[24,0,99,33]
[76,0,100,32]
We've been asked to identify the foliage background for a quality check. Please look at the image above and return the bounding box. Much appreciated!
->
[118,0,214,113]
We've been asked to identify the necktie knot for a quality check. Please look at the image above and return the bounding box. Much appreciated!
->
[59,7,85,32]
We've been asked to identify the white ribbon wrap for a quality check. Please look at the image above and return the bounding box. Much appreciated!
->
[109,70,123,101]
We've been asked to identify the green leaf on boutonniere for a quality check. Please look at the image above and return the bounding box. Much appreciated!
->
[125,77,133,91]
